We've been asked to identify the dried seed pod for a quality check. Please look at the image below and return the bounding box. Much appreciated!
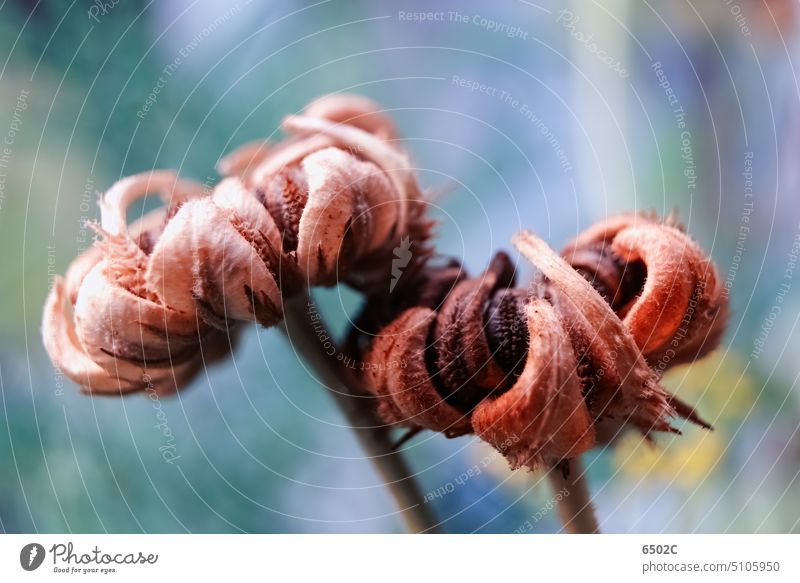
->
[562,213,728,368]
[357,214,728,469]
[42,95,431,395]
[42,172,232,394]
[513,232,676,438]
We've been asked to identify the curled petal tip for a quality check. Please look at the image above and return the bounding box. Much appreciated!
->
[303,93,398,140]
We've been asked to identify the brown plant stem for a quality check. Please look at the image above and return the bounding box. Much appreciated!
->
[547,456,600,534]
[279,294,441,534]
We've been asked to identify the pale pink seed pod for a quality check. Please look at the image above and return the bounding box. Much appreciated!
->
[43,96,430,395]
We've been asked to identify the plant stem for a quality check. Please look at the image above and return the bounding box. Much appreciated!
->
[279,294,440,533]
[548,456,600,533]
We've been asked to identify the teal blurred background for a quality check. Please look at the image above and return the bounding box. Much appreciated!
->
[1,0,799,533]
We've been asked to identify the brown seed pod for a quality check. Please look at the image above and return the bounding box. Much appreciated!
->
[42,95,432,395]
[356,214,728,469]
[562,213,728,368]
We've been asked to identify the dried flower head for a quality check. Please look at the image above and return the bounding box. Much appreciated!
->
[357,214,729,470]
[42,95,432,395]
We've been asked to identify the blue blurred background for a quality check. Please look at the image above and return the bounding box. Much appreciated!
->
[1,0,799,533]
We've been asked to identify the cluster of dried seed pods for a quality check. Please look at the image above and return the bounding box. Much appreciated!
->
[42,95,433,395]
[41,93,728,475]
[355,214,728,470]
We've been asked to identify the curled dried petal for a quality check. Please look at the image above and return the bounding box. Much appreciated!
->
[146,199,282,326]
[303,93,398,140]
[296,148,396,284]
[431,253,515,411]
[563,213,728,366]
[363,308,471,436]
[612,224,726,364]
[216,140,272,177]
[43,277,139,393]
[514,231,675,434]
[472,299,595,468]
[281,114,419,237]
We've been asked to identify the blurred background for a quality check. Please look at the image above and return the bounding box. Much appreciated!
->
[1,0,799,533]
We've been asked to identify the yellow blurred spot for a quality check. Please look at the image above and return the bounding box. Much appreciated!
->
[614,428,724,487]
[614,350,753,486]
[663,350,755,419]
